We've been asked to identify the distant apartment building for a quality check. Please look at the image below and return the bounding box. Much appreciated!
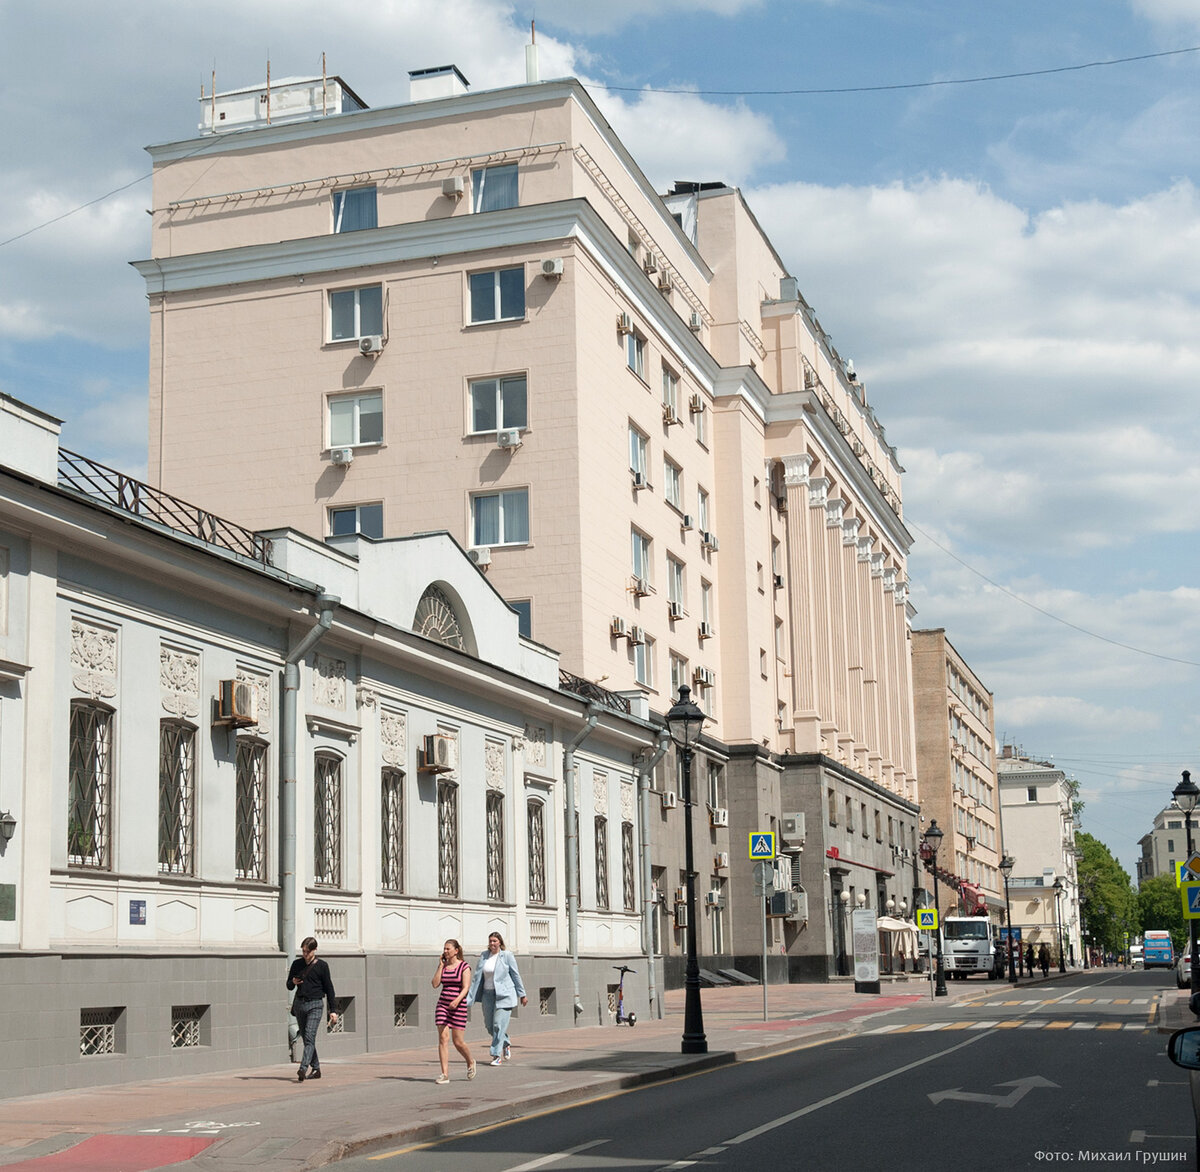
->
[910,630,1001,919]
[132,66,920,979]
[997,746,1082,965]
[1137,805,1189,884]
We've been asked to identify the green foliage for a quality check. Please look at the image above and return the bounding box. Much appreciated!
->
[1075,831,1140,953]
[1137,872,1187,952]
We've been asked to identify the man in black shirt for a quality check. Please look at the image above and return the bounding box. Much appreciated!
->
[287,936,338,1082]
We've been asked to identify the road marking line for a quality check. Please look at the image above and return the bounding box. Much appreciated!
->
[1044,1021,1073,1030]
[942,1022,972,1030]
[867,1024,904,1034]
[969,1021,998,1030]
[1068,1022,1096,1029]
[1096,1022,1123,1030]
[1019,1022,1045,1029]
[916,1023,947,1031]
[1075,998,1095,1004]
[726,1032,992,1145]
[995,1020,1025,1028]
[507,1139,609,1171]
[1113,999,1131,1004]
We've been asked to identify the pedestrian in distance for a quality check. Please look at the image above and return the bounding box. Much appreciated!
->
[466,931,528,1065]
[1038,942,1051,977]
[433,939,476,1084]
[287,936,338,1083]
[1025,942,1035,977]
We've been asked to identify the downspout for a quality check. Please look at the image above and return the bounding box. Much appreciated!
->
[280,592,339,958]
[638,729,671,1019]
[564,702,600,1021]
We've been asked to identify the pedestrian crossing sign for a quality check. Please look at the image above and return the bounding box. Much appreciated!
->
[749,832,776,860]
[1181,854,1200,884]
[916,908,938,931]
[1182,881,1200,920]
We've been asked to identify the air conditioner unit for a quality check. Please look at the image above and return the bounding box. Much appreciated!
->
[541,257,564,279]
[468,546,492,567]
[643,254,658,274]
[442,175,465,199]
[652,883,666,905]
[688,393,704,412]
[497,428,523,449]
[769,890,800,918]
[618,312,634,335]
[693,667,715,690]
[358,334,384,356]
[610,616,628,639]
[661,791,678,810]
[632,471,647,490]
[773,573,784,589]
[674,886,687,905]
[667,600,684,621]
[714,851,730,869]
[803,368,817,391]
[704,534,720,553]
[698,620,714,640]
[780,812,806,845]
[705,890,723,907]
[628,624,647,645]
[662,404,680,426]
[330,447,354,466]
[420,733,457,773]
[215,679,257,727]
[680,514,693,530]
[658,273,673,294]
[674,901,688,929]
[629,578,650,598]
[710,807,729,828]
[688,312,703,333]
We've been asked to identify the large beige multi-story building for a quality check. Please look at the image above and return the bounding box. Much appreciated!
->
[133,65,920,979]
[1137,805,1189,884]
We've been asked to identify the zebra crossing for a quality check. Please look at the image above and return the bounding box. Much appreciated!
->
[867,991,1160,1034]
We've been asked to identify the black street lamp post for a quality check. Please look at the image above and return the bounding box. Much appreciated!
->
[666,685,707,1054]
[1000,853,1017,984]
[1079,893,1089,970]
[922,820,948,997]
[1173,770,1200,996]
[1052,877,1067,973]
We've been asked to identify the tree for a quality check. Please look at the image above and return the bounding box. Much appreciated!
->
[1076,831,1138,955]
[1138,872,1187,952]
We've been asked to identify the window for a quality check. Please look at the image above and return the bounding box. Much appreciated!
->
[631,529,652,583]
[875,810,882,842]
[625,331,646,379]
[775,618,784,658]
[472,489,530,546]
[861,803,869,838]
[381,768,404,892]
[827,789,838,827]
[487,792,505,901]
[701,581,713,626]
[707,760,725,809]
[670,653,689,698]
[527,799,546,904]
[329,285,383,341]
[438,779,459,896]
[663,458,682,509]
[662,365,679,417]
[329,390,383,448]
[68,701,112,869]
[697,487,710,533]
[1168,838,1176,853]
[330,503,383,539]
[471,163,518,213]
[510,599,532,638]
[1027,786,1037,802]
[667,556,684,607]
[470,374,527,433]
[332,186,377,232]
[629,424,649,480]
[695,399,708,446]
[845,797,854,832]
[595,817,609,910]
[314,753,342,887]
[235,738,267,881]
[159,721,196,875]
[469,268,525,323]
[634,635,654,688]
[622,822,635,912]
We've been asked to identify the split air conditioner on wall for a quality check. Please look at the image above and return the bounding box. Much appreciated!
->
[215,679,257,727]
[330,447,354,466]
[420,734,457,772]
[497,429,522,449]
[780,813,806,846]
[468,547,491,567]
[358,335,384,356]
[661,791,678,810]
[618,312,634,335]
[442,176,465,199]
[541,257,564,278]
[610,616,628,639]
[689,313,703,333]
[710,807,729,828]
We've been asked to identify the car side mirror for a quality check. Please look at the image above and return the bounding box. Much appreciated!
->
[1168,1027,1200,1069]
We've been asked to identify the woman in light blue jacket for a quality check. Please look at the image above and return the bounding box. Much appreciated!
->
[466,932,528,1065]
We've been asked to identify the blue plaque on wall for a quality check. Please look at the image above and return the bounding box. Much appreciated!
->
[129,899,146,925]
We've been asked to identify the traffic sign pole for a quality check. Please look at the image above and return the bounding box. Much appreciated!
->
[752,857,774,1022]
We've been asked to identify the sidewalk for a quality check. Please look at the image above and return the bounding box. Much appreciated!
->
[0,971,1076,1172]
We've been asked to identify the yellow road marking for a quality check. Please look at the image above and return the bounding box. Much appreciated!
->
[1097,1022,1123,1030]
[1044,1021,1073,1029]
[995,1020,1026,1029]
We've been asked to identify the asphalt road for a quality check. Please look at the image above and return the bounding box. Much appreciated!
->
[342,969,1195,1172]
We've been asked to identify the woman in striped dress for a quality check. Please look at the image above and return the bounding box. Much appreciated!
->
[432,939,475,1083]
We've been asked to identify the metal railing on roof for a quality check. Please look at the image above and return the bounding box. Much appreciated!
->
[558,669,632,715]
[57,449,273,565]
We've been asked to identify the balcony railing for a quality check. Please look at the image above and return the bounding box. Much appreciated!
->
[558,669,632,715]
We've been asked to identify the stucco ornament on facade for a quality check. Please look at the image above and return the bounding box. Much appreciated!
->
[71,618,117,699]
[312,654,346,709]
[160,645,200,717]
[592,772,608,814]
[781,452,813,487]
[485,739,506,791]
[381,709,406,766]
[857,535,874,563]
[825,498,845,528]
[521,724,547,767]
[842,516,861,547]
[807,476,830,509]
[620,779,634,822]
[237,669,270,729]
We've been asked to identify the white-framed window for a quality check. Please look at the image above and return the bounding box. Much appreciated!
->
[438,779,459,896]
[473,489,530,546]
[381,767,404,893]
[701,580,713,626]
[314,752,342,887]
[695,397,708,446]
[667,555,684,607]
[697,486,710,532]
[707,759,725,808]
[625,331,646,379]
[663,458,682,509]
[662,364,679,416]
[330,503,383,539]
[471,163,518,213]
[631,528,652,583]
[329,284,383,341]
[775,617,784,658]
[470,374,527,433]
[329,389,383,448]
[469,267,525,323]
[670,653,689,698]
[634,635,654,687]
[629,424,649,481]
[332,186,377,233]
[487,791,505,901]
[527,798,547,904]
[510,599,532,638]
[711,877,726,953]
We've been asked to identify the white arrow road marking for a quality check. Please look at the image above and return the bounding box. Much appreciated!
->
[929,1076,1059,1108]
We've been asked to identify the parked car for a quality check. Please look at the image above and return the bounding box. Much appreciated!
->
[1178,952,1197,989]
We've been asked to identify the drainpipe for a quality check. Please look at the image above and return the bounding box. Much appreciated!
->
[638,729,671,1019]
[280,592,339,958]
[564,703,600,1021]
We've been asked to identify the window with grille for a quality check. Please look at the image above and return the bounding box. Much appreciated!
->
[235,738,267,881]
[394,994,416,1028]
[314,753,342,887]
[381,768,404,892]
[538,987,555,1016]
[622,821,635,911]
[438,779,459,896]
[486,791,505,901]
[159,721,196,875]
[327,997,352,1033]
[68,701,112,869]
[80,1007,122,1056]
[171,1005,207,1048]
[527,799,546,904]
[595,816,609,910]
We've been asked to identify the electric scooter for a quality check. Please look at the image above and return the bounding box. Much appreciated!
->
[613,964,637,1026]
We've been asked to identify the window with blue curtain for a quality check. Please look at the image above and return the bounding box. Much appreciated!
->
[473,489,529,546]
[471,164,518,213]
[332,186,377,232]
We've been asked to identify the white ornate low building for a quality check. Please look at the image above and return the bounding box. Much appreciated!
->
[0,392,658,1096]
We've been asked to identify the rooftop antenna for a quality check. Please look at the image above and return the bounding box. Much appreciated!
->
[526,19,539,84]
[211,66,216,128]
[266,56,271,124]
[322,52,327,116]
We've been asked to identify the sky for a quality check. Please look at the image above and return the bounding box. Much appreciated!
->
[2,0,1198,879]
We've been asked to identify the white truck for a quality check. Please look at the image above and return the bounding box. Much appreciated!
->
[941,915,1003,979]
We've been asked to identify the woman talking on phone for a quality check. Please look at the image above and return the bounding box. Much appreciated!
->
[432,939,476,1084]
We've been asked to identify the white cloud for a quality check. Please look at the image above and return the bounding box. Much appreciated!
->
[998,694,1160,733]
[1132,0,1200,31]
[533,0,768,36]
